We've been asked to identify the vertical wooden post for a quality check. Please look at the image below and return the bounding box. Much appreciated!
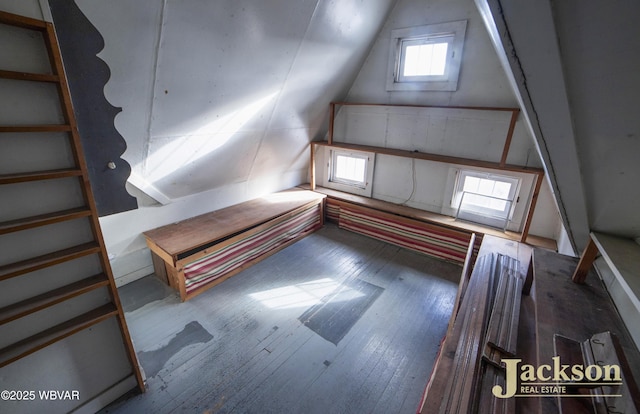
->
[520,172,544,243]
[310,142,316,190]
[572,237,599,283]
[500,109,519,167]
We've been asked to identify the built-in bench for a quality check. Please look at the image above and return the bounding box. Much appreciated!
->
[312,185,557,258]
[327,198,483,265]
[144,188,326,301]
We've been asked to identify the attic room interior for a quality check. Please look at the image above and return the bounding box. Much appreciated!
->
[1,0,639,413]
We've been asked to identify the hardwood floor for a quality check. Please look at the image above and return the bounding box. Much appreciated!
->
[103,223,461,414]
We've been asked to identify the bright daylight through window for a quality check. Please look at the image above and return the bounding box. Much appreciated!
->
[453,170,520,229]
[461,175,512,212]
[334,154,366,185]
[323,148,375,197]
[387,20,467,91]
[399,35,452,79]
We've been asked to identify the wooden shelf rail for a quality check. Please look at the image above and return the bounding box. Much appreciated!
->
[0,303,118,368]
[0,207,92,235]
[0,124,72,133]
[0,274,109,325]
[0,168,82,185]
[0,69,59,83]
[0,242,101,281]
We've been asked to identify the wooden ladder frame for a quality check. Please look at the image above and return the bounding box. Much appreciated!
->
[0,10,144,392]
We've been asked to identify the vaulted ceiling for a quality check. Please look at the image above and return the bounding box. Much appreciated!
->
[3,0,637,253]
[476,0,640,251]
[73,0,398,201]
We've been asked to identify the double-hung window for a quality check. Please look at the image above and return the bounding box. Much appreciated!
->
[387,20,467,91]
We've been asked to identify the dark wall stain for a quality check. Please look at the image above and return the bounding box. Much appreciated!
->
[48,0,137,216]
[137,321,214,378]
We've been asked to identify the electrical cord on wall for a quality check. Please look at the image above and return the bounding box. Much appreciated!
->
[401,158,417,206]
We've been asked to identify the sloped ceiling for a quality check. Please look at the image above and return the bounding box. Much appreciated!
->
[476,0,640,251]
[74,0,398,202]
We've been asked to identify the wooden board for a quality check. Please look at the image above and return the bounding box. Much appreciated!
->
[143,188,325,261]
[532,247,640,412]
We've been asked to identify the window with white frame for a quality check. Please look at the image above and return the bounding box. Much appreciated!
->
[332,152,367,187]
[387,20,467,92]
[324,148,375,197]
[452,170,520,229]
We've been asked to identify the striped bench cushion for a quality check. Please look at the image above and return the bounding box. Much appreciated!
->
[183,204,321,294]
[328,199,479,264]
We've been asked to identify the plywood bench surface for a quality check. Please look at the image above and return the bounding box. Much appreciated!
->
[143,188,326,301]
[144,188,325,262]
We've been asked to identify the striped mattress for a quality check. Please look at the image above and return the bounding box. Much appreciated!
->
[183,204,321,294]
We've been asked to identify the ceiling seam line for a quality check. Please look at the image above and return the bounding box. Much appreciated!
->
[142,0,168,176]
[246,0,322,182]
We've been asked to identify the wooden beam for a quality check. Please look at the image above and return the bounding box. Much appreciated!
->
[332,101,519,112]
[500,110,519,167]
[0,10,48,30]
[310,142,316,190]
[572,237,599,283]
[314,141,544,176]
[520,172,544,243]
[0,69,59,83]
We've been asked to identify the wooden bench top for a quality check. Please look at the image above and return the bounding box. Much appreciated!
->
[144,188,325,259]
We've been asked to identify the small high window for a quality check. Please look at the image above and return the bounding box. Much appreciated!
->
[387,21,467,92]
[330,151,368,188]
[398,35,452,80]
[323,148,375,197]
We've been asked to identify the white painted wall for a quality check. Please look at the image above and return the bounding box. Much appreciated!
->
[322,105,547,233]
[334,0,561,239]
[347,0,517,107]
[100,169,304,285]
[63,0,397,282]
[73,0,397,201]
[0,0,49,20]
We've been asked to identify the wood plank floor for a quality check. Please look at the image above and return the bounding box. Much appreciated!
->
[102,223,462,414]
